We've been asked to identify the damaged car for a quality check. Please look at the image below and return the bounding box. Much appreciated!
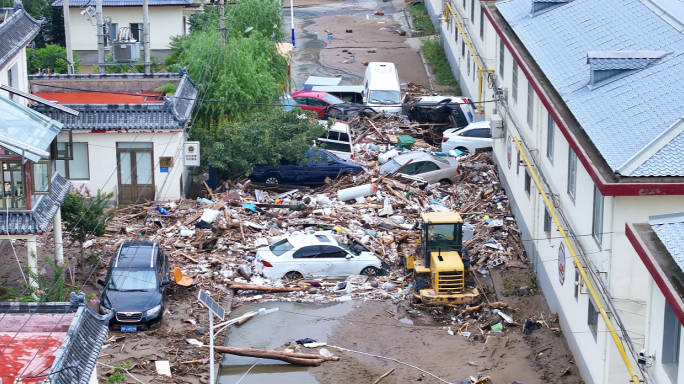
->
[403,96,476,131]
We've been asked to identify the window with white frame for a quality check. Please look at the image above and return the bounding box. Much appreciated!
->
[479,5,484,40]
[567,148,577,199]
[662,301,681,379]
[56,143,90,180]
[588,297,598,340]
[499,39,505,80]
[592,186,603,243]
[527,81,534,128]
[547,114,555,160]
[512,61,518,103]
[543,207,551,235]
[462,0,466,9]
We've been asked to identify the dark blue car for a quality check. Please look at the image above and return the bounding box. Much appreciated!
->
[249,148,364,186]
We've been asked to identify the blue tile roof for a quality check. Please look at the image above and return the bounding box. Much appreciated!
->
[30,71,198,131]
[651,220,684,273]
[0,6,42,70]
[53,0,193,6]
[497,0,684,177]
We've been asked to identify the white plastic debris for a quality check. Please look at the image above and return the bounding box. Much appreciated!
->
[186,339,204,347]
[319,348,334,357]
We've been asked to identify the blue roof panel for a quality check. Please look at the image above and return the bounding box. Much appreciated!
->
[497,0,684,176]
[652,221,684,273]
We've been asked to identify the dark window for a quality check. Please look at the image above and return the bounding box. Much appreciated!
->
[467,54,471,76]
[462,0,466,9]
[462,40,466,57]
[316,151,330,164]
[662,301,682,374]
[415,161,440,174]
[499,39,505,80]
[399,162,419,175]
[323,131,340,140]
[588,298,599,340]
[338,132,350,142]
[547,114,555,160]
[568,149,577,199]
[516,149,520,175]
[471,128,491,138]
[512,61,518,103]
[543,207,551,235]
[322,246,348,258]
[479,5,484,39]
[527,82,534,128]
[293,97,307,105]
[318,141,351,153]
[130,23,144,42]
[470,0,475,23]
[293,246,322,259]
[524,169,531,195]
[592,186,604,243]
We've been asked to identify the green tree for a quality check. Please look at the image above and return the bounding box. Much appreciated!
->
[194,110,327,177]
[60,185,117,270]
[27,44,82,74]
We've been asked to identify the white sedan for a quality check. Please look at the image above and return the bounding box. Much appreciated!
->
[441,121,493,153]
[379,152,461,184]
[254,234,383,280]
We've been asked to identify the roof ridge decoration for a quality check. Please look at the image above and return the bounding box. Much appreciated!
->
[617,115,684,176]
[0,6,43,70]
[587,50,671,89]
[530,0,572,16]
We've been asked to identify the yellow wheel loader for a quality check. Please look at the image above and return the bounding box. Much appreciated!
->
[405,211,480,305]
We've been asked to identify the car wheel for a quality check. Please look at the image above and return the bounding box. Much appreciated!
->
[360,266,380,276]
[284,271,303,282]
[439,178,453,186]
[264,174,281,185]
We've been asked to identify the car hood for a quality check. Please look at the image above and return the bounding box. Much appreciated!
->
[102,289,161,312]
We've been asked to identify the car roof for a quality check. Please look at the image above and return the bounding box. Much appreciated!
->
[287,234,338,248]
[463,121,491,130]
[115,241,158,268]
[292,90,329,99]
[317,121,350,133]
[392,152,434,164]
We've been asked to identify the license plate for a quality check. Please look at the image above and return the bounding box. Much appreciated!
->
[121,326,137,332]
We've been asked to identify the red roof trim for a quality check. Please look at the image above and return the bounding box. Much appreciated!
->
[483,6,684,196]
[626,222,684,326]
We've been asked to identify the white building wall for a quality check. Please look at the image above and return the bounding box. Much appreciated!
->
[67,6,184,51]
[0,48,30,104]
[69,131,185,202]
[644,281,684,384]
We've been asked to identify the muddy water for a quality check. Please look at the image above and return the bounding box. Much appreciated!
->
[217,301,356,384]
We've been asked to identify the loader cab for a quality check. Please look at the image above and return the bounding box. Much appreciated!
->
[420,212,463,268]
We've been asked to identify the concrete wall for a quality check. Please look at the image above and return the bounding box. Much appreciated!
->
[69,131,185,202]
[66,5,185,63]
[0,48,30,104]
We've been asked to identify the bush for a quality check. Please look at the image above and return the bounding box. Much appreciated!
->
[423,39,461,93]
[27,44,83,74]
[407,2,436,35]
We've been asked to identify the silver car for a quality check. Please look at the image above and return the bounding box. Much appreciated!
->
[380,152,461,184]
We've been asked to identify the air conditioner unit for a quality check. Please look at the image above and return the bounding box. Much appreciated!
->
[112,41,141,62]
[490,113,504,138]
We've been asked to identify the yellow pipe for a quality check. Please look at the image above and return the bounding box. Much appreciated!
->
[444,3,494,110]
[513,137,641,383]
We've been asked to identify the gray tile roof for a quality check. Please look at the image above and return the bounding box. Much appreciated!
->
[49,293,113,384]
[650,213,684,273]
[53,0,193,6]
[0,173,71,235]
[0,5,42,70]
[497,0,684,177]
[30,71,198,131]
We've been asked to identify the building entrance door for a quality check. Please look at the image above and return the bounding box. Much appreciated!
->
[117,143,154,204]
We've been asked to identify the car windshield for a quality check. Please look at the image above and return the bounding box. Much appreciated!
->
[322,93,345,105]
[269,238,294,256]
[369,90,401,104]
[431,155,449,164]
[336,242,359,256]
[383,158,402,174]
[108,269,157,291]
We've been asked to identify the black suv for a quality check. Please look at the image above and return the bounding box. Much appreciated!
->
[98,241,170,331]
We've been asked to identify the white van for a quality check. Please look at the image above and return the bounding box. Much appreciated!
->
[363,62,402,114]
[317,121,354,160]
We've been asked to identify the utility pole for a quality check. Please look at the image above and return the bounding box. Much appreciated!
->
[142,0,150,74]
[63,0,74,74]
[219,0,225,44]
[96,0,105,73]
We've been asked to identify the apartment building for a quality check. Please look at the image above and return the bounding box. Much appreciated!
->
[425,0,684,383]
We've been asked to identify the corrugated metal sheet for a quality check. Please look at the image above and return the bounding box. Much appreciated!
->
[52,0,193,6]
[0,8,42,70]
[0,173,71,235]
[497,0,684,177]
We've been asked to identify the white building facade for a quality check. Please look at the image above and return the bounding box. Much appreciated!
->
[52,0,201,64]
[425,0,684,383]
